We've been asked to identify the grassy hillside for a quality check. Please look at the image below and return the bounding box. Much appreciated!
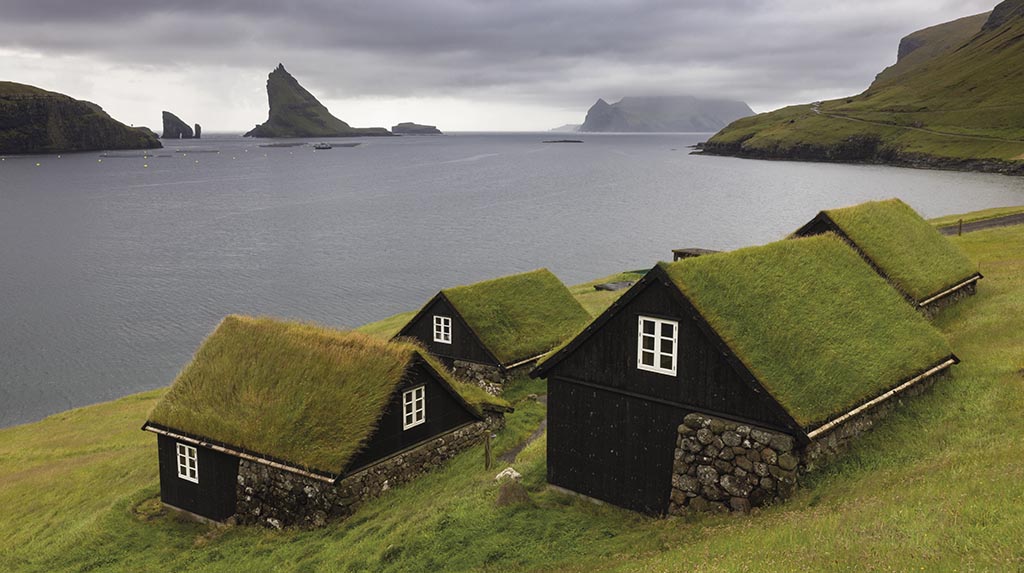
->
[704,1,1024,171]
[2,224,1023,571]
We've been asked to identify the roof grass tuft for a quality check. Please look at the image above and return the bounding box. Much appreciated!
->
[442,269,591,365]
[663,234,953,428]
[148,316,506,474]
[824,199,977,301]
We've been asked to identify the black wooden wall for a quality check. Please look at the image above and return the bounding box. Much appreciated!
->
[399,296,496,367]
[543,277,795,514]
[157,434,239,521]
[547,380,683,513]
[793,214,839,238]
[343,359,480,474]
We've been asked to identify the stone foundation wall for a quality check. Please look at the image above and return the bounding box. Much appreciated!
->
[236,415,501,528]
[668,413,797,515]
[919,281,977,319]
[452,360,535,395]
[670,368,950,514]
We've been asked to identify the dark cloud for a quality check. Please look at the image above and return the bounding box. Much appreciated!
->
[0,0,1000,126]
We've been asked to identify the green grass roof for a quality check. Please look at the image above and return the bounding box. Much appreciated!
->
[442,269,592,365]
[148,316,507,474]
[663,234,953,429]
[823,199,977,301]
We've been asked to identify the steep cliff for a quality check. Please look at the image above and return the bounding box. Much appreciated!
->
[579,96,753,132]
[244,64,390,138]
[0,82,161,154]
[703,0,1024,174]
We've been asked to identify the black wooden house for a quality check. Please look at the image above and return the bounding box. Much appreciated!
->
[143,315,508,525]
[396,268,591,385]
[532,235,957,514]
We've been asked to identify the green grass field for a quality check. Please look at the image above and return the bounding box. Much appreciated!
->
[2,222,1023,572]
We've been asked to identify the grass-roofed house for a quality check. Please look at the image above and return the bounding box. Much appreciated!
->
[143,316,510,527]
[532,235,957,515]
[396,268,591,389]
[793,198,982,316]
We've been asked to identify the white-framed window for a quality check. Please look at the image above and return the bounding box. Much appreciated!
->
[402,385,426,430]
[637,316,678,376]
[433,315,452,344]
[176,443,199,483]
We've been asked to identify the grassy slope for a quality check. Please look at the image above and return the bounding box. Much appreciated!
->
[3,230,1023,571]
[930,205,1024,228]
[705,4,1024,164]
[826,199,977,299]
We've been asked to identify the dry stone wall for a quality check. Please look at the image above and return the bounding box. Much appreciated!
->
[452,360,534,395]
[919,281,977,319]
[669,413,797,514]
[236,415,503,528]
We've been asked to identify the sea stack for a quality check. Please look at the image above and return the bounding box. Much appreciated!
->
[161,111,196,139]
[244,64,391,138]
[194,124,202,139]
[0,81,161,154]
[391,122,443,135]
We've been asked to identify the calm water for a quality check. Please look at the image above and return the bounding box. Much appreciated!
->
[1,132,1022,427]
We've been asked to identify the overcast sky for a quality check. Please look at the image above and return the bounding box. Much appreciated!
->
[0,1,997,132]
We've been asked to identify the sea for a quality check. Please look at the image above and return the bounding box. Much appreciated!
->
[1,132,1022,428]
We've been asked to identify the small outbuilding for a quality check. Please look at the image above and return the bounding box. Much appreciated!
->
[793,198,982,316]
[143,315,510,527]
[533,235,957,515]
[396,268,591,389]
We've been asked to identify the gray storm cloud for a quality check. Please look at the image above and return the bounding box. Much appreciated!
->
[0,0,999,128]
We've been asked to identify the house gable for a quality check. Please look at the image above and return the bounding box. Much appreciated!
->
[540,269,799,432]
[395,293,499,367]
[342,356,482,474]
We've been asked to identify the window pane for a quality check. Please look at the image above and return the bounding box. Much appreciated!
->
[661,323,674,338]
[642,336,655,350]
[661,339,674,354]
[641,351,655,366]
[642,320,655,334]
[661,355,673,370]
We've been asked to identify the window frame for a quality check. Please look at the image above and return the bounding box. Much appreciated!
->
[636,315,679,376]
[176,442,199,483]
[433,315,452,344]
[402,385,426,430]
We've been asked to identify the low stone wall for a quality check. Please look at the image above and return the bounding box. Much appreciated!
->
[452,360,534,395]
[671,367,950,514]
[919,281,977,319]
[668,413,797,515]
[236,416,501,528]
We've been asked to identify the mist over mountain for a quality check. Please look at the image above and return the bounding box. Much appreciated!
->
[579,96,754,133]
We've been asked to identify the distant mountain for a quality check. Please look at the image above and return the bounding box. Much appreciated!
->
[703,0,1024,174]
[0,81,161,154]
[578,96,753,133]
[549,124,581,133]
[244,64,390,138]
[161,111,199,139]
[392,122,442,135]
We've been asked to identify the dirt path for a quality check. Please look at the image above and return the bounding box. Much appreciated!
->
[938,212,1024,235]
[824,112,1024,144]
[499,395,547,463]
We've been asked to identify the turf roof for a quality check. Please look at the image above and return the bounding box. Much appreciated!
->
[441,268,591,365]
[823,199,977,301]
[148,315,507,474]
[663,234,953,429]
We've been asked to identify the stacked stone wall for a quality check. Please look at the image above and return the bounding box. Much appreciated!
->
[668,413,797,514]
[236,415,501,528]
[919,282,977,319]
[452,360,534,395]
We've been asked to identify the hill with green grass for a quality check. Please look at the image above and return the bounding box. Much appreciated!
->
[2,213,1022,571]
[702,0,1024,173]
[0,82,161,154]
[244,65,391,138]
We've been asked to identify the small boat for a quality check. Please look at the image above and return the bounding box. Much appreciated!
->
[313,142,332,150]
